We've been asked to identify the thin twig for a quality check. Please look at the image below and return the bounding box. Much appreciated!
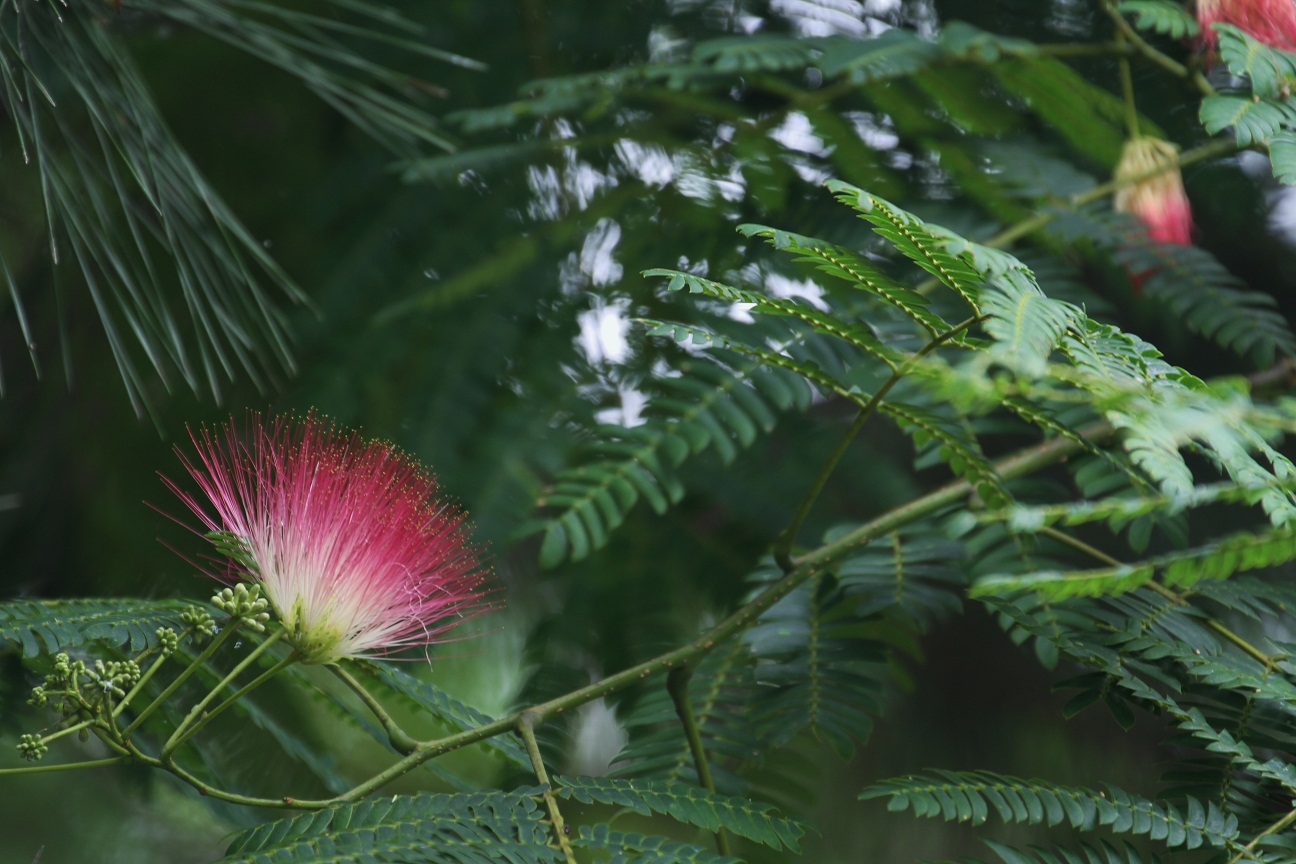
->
[668,666,731,857]
[161,629,289,757]
[330,663,418,754]
[773,314,986,571]
[1227,805,1296,864]
[1039,526,1283,668]
[518,712,577,864]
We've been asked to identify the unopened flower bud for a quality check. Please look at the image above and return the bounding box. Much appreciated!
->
[156,626,180,656]
[1114,137,1193,246]
[182,606,217,639]
[18,734,48,761]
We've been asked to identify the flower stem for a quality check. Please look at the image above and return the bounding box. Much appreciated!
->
[122,622,240,737]
[330,663,419,754]
[667,666,730,857]
[1113,35,1140,138]
[38,716,98,746]
[0,756,129,776]
[518,712,577,864]
[1101,0,1214,95]
[154,757,311,809]
[161,629,289,758]
[113,635,188,719]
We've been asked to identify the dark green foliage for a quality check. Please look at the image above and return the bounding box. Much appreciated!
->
[523,337,815,567]
[553,775,806,852]
[218,790,559,863]
[861,770,1238,850]
[0,597,202,657]
[1119,1,1199,39]
[10,4,1296,864]
[573,825,740,864]
[981,838,1161,864]
[0,0,468,409]
[613,640,762,794]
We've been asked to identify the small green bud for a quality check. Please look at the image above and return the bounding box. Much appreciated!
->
[182,606,217,639]
[28,686,47,708]
[17,734,48,762]
[155,626,180,656]
[212,584,272,632]
[89,659,141,696]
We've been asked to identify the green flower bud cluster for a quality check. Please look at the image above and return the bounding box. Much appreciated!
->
[156,626,180,656]
[17,733,48,762]
[87,659,142,697]
[16,600,290,771]
[181,605,217,638]
[31,653,89,715]
[211,584,272,633]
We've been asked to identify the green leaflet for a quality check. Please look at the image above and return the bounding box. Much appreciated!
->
[1118,0,1200,38]
[1215,25,1296,99]
[218,790,558,864]
[1200,95,1296,147]
[972,524,1296,599]
[574,825,740,864]
[553,775,807,852]
[0,597,204,657]
[824,179,986,310]
[862,770,1239,849]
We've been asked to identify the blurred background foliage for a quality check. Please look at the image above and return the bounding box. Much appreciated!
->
[1,0,1293,862]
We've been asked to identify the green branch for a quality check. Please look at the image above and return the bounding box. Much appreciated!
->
[1227,805,1296,864]
[1102,0,1214,95]
[916,136,1240,296]
[161,629,289,758]
[331,663,419,755]
[519,712,577,864]
[1111,21,1140,138]
[667,666,730,857]
[321,422,1106,806]
[0,756,130,776]
[122,622,241,737]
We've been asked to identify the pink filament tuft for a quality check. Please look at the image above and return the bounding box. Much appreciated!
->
[164,412,489,663]
[1197,0,1296,51]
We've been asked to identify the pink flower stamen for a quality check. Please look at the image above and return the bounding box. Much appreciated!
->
[1114,136,1194,247]
[164,412,490,664]
[1196,0,1296,52]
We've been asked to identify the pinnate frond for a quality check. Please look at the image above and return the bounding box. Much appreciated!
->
[218,790,558,863]
[862,770,1239,849]
[573,825,740,864]
[0,597,202,657]
[553,775,807,852]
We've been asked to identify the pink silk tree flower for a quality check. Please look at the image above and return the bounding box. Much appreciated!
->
[1196,0,1296,51]
[165,413,490,664]
[1114,136,1194,246]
